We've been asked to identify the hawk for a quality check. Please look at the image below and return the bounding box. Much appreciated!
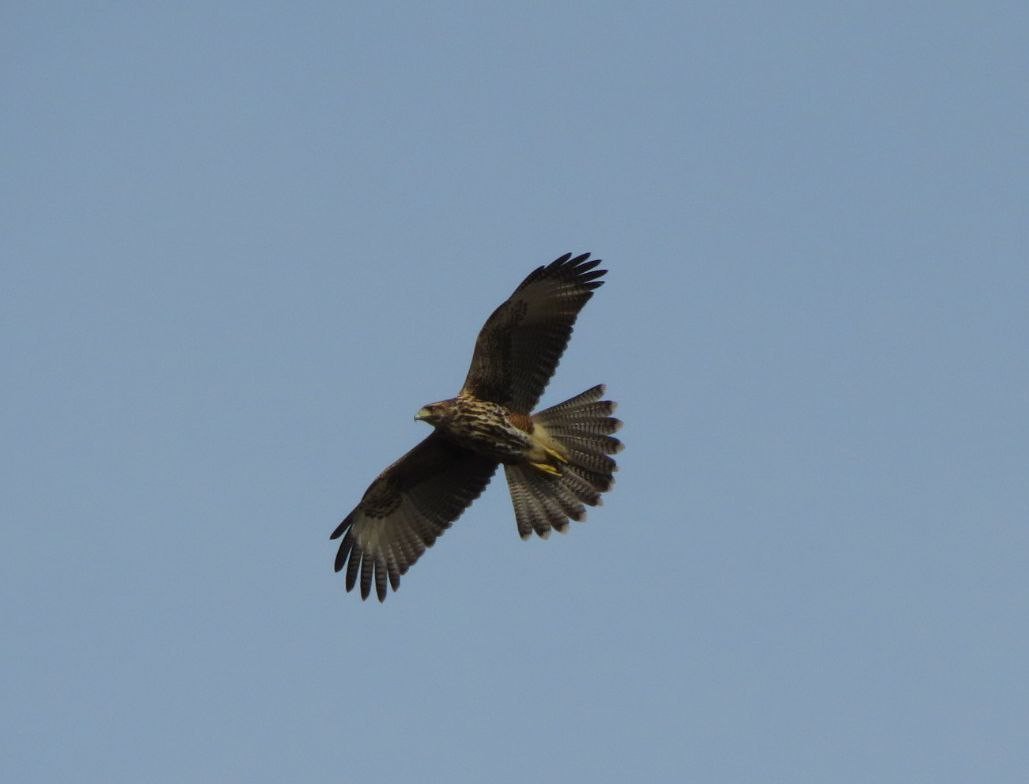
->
[331,252,622,601]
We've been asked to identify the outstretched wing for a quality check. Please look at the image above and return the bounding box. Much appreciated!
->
[461,252,606,411]
[331,431,498,601]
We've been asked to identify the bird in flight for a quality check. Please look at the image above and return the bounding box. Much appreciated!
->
[331,252,622,601]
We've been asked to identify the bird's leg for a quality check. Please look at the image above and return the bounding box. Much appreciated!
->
[529,461,562,476]
[544,446,568,464]
[528,446,568,476]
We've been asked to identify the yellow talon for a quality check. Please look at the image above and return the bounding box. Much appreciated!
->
[530,461,562,476]
[544,447,568,464]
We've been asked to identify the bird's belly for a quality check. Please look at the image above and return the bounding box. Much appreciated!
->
[443,402,533,462]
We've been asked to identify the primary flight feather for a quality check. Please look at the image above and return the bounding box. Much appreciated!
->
[331,252,622,601]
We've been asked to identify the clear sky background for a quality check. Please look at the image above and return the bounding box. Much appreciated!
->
[3,3,1027,782]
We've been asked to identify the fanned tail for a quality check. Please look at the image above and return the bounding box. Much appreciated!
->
[504,384,622,539]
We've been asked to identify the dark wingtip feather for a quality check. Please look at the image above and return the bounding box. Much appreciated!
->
[548,251,603,272]
[375,561,387,602]
[564,252,600,268]
[334,532,354,573]
[360,556,373,600]
[345,549,360,592]
[330,514,351,540]
[534,252,606,295]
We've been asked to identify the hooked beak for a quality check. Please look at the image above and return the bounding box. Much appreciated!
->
[414,407,432,422]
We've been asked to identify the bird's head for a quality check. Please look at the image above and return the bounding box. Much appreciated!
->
[414,399,455,427]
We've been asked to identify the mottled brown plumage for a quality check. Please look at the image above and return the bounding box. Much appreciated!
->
[331,252,621,601]
[461,254,606,411]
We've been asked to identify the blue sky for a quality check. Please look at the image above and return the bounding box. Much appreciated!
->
[3,3,1028,782]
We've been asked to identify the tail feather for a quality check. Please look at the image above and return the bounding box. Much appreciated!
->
[504,385,622,539]
[565,462,615,493]
[537,384,606,411]
[560,443,617,475]
[505,466,569,538]
[552,431,623,454]
[558,466,603,506]
[525,471,577,534]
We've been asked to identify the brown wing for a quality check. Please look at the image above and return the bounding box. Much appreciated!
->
[461,252,606,411]
[330,431,498,601]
